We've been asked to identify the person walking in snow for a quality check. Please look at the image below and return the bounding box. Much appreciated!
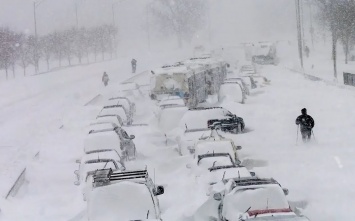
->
[295,108,315,143]
[131,58,137,73]
[102,72,109,86]
[304,46,310,58]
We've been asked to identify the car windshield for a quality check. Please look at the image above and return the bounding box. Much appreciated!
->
[223,185,290,218]
[100,107,127,122]
[197,156,234,169]
[195,140,235,157]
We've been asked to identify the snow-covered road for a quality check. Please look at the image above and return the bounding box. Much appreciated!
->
[1,59,355,221]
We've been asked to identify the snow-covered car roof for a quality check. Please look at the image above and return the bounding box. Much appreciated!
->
[219,83,244,103]
[223,184,292,221]
[158,105,188,133]
[88,181,158,221]
[81,149,122,163]
[103,99,130,112]
[99,105,127,123]
[194,140,237,162]
[87,122,117,134]
[179,107,232,130]
[84,130,121,154]
[95,115,123,127]
[202,165,252,184]
[197,153,234,169]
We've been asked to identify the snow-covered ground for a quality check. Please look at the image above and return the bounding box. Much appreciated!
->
[1,51,355,221]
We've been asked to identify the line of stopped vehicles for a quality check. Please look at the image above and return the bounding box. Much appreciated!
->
[74,55,310,221]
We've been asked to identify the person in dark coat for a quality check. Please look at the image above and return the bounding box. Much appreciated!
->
[295,108,315,143]
[131,59,137,73]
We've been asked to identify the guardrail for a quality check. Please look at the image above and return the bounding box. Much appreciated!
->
[5,168,26,199]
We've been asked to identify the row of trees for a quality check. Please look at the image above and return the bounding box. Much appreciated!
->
[0,25,118,79]
[314,0,355,79]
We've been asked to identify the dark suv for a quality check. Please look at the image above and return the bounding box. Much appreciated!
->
[207,112,245,134]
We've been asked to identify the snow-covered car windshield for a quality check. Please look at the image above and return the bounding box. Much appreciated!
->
[224,185,289,217]
[88,182,156,221]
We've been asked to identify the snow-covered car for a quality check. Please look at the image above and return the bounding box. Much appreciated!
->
[187,152,235,172]
[218,82,245,104]
[74,149,126,200]
[204,164,255,186]
[158,104,188,133]
[240,65,256,75]
[208,178,311,221]
[250,75,271,88]
[224,77,250,95]
[99,104,132,125]
[84,127,136,160]
[158,97,186,108]
[108,96,136,117]
[193,134,242,165]
[88,168,164,221]
[87,122,119,134]
[95,114,123,127]
[187,153,253,185]
[176,128,211,155]
[179,107,244,134]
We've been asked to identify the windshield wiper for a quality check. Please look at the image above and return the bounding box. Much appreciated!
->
[146,210,150,219]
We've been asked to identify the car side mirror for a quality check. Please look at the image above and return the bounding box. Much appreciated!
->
[74,181,80,186]
[250,171,256,177]
[236,146,242,150]
[186,164,192,169]
[213,193,222,201]
[120,166,126,171]
[130,135,135,139]
[283,188,289,195]
[75,159,80,164]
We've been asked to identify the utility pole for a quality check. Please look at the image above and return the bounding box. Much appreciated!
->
[147,5,151,51]
[295,0,303,69]
[33,2,39,74]
[75,3,79,28]
[309,2,314,49]
[300,0,305,48]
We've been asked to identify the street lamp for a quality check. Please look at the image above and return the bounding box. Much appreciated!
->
[295,0,304,69]
[33,0,47,73]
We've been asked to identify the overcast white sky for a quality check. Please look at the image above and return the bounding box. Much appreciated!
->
[0,0,300,49]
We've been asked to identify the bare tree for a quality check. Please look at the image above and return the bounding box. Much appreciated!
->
[315,0,344,81]
[0,28,18,79]
[150,0,206,48]
[18,34,32,76]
